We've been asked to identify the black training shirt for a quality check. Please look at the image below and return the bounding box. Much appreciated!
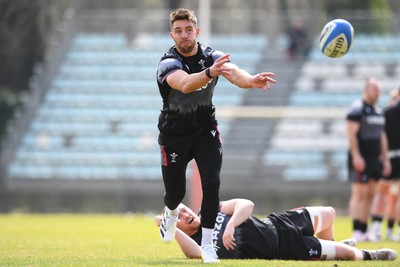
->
[157,43,224,135]
[346,99,385,159]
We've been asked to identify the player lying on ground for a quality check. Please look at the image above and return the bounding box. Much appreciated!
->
[155,198,397,261]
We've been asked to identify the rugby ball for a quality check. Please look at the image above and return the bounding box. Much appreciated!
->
[319,19,354,58]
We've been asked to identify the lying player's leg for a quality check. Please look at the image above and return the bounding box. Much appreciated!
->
[319,239,397,261]
[306,206,335,240]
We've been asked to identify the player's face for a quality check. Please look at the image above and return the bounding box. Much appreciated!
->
[176,204,201,236]
[170,20,199,55]
[365,81,381,104]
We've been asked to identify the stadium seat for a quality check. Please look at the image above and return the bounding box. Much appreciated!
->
[262,150,324,166]
[282,166,328,181]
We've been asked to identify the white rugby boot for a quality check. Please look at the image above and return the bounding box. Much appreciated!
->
[159,207,179,243]
[202,243,220,263]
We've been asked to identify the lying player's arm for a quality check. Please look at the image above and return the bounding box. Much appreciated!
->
[175,228,202,259]
[222,63,277,92]
[166,54,231,94]
[154,215,201,259]
[219,199,254,250]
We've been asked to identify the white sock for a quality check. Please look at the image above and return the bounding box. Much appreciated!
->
[166,207,179,216]
[387,228,393,236]
[201,227,213,247]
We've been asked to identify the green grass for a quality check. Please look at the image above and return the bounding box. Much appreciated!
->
[0,213,399,266]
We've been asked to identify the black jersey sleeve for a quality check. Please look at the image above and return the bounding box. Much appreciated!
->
[346,99,362,122]
[157,58,183,84]
[211,50,225,61]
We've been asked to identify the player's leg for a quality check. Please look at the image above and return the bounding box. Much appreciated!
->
[388,158,400,240]
[159,134,192,243]
[370,179,391,241]
[395,182,400,240]
[193,124,222,263]
[385,181,398,240]
[159,162,188,243]
[319,239,397,260]
[349,181,371,241]
[305,206,335,240]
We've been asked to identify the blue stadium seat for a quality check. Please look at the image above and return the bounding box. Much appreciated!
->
[282,166,328,181]
[262,150,324,166]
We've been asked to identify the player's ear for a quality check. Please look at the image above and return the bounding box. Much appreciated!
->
[196,27,200,36]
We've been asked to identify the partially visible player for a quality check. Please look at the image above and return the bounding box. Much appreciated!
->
[370,87,400,241]
[346,77,391,242]
[154,198,397,261]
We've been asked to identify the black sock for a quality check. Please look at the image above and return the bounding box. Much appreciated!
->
[388,219,395,229]
[360,222,368,233]
[353,219,363,231]
[371,215,383,222]
[362,250,372,260]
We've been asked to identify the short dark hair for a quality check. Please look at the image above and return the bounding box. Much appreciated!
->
[169,8,197,30]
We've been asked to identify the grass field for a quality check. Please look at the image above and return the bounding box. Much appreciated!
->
[0,213,399,266]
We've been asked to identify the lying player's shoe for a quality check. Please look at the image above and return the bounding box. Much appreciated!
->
[202,243,220,263]
[159,208,179,243]
[365,249,397,260]
[340,238,357,247]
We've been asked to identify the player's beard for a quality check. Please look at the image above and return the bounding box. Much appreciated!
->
[176,40,196,54]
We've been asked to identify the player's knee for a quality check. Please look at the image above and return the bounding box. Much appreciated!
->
[164,190,186,209]
[201,172,220,190]
[325,206,336,221]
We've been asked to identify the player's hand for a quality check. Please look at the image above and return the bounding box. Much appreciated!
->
[154,215,162,227]
[352,154,365,173]
[222,225,236,250]
[253,72,277,92]
[209,54,232,77]
[382,159,392,177]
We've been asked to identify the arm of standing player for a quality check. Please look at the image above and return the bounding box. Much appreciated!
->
[346,120,365,172]
[154,215,202,259]
[218,62,277,92]
[166,54,231,94]
[380,131,392,177]
[219,199,254,250]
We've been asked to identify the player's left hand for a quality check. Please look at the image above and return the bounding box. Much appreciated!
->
[253,72,277,92]
[222,225,236,250]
